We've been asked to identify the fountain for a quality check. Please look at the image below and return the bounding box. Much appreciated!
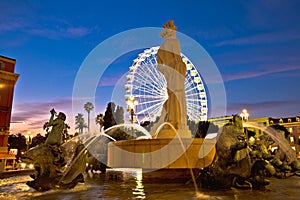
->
[108,21,300,187]
[19,21,300,195]
[107,20,216,182]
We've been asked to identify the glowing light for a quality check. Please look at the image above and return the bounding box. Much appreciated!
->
[20,163,26,169]
[240,109,249,121]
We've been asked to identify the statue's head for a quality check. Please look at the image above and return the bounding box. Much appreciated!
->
[232,114,243,129]
[160,20,177,39]
[58,112,66,121]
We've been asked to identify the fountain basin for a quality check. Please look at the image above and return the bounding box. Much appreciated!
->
[107,138,216,180]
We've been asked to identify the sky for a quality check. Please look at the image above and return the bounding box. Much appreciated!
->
[1,0,300,135]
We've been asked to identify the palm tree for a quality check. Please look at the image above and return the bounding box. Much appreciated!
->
[95,113,104,131]
[75,113,87,134]
[84,102,94,132]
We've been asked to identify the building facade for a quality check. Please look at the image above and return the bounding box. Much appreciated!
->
[269,116,300,157]
[0,55,19,171]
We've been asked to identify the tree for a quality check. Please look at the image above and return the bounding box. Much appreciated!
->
[75,113,87,134]
[95,113,104,131]
[29,133,46,148]
[115,105,124,124]
[8,133,27,159]
[195,121,219,138]
[84,102,94,132]
[103,102,116,129]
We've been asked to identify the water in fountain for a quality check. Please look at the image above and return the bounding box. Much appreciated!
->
[58,123,152,184]
[152,122,199,192]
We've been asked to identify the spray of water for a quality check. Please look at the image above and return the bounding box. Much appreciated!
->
[152,122,199,192]
[243,121,296,162]
[58,123,151,184]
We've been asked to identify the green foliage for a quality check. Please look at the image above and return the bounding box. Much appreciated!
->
[115,106,124,124]
[108,128,135,141]
[29,133,46,148]
[75,113,87,134]
[103,102,117,129]
[8,133,27,158]
[84,102,94,132]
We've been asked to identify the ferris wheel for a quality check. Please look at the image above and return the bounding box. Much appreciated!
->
[125,46,207,124]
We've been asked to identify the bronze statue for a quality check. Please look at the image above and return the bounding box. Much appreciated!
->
[22,109,86,191]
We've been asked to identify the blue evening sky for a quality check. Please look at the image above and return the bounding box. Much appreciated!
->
[1,0,300,134]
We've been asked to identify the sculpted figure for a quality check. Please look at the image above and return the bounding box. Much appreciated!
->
[199,115,254,189]
[22,109,85,191]
[156,20,187,130]
[45,108,66,145]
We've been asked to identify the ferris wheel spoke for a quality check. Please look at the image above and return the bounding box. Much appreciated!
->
[133,94,165,99]
[136,100,164,116]
[137,98,166,106]
[138,62,165,90]
[139,85,164,97]
[133,84,164,96]
[126,47,207,122]
[134,73,165,94]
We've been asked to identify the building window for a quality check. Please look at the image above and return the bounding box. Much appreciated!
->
[279,118,283,123]
[297,127,300,133]
[288,118,292,123]
[0,61,5,70]
[288,127,293,133]
[270,120,273,125]
[297,117,300,122]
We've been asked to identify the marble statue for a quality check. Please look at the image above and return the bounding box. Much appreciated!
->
[151,20,191,138]
[22,109,86,191]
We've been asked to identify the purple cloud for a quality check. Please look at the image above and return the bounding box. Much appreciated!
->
[223,65,300,82]
[215,30,300,47]
[11,97,74,135]
[27,26,93,39]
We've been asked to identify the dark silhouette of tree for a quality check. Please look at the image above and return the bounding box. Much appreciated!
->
[187,118,197,136]
[103,102,116,129]
[84,102,94,132]
[75,113,87,134]
[62,123,72,142]
[115,105,124,124]
[8,133,27,159]
[95,113,104,131]
[29,133,46,148]
[195,121,219,138]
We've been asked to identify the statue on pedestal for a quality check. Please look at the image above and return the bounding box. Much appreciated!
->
[152,20,191,138]
[22,109,86,191]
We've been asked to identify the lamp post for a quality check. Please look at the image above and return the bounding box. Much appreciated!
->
[240,109,250,140]
[240,109,249,121]
[25,131,32,152]
[126,96,138,124]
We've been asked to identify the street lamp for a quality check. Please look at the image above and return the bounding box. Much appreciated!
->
[126,96,138,123]
[25,131,32,152]
[240,109,249,121]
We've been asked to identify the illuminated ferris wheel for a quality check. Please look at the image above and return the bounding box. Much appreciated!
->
[125,46,207,123]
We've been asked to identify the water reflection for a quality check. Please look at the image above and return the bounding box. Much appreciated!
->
[133,170,145,199]
[0,169,299,199]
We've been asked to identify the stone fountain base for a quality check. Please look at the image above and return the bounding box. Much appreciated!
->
[107,138,216,181]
